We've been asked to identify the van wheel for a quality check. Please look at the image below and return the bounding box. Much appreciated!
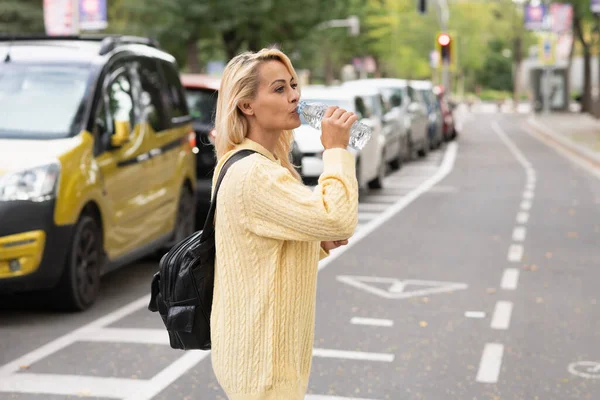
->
[368,154,386,190]
[54,214,103,311]
[173,186,196,245]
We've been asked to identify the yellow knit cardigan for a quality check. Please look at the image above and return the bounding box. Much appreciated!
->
[210,138,358,399]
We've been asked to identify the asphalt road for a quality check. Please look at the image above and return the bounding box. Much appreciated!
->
[1,111,599,400]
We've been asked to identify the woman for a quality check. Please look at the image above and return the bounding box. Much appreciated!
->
[211,47,359,399]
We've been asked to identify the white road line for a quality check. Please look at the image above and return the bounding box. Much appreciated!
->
[491,122,533,171]
[516,211,529,224]
[124,351,210,400]
[465,311,486,319]
[319,142,458,271]
[523,190,535,199]
[526,182,536,191]
[312,348,394,362]
[524,118,600,181]
[512,226,527,242]
[500,268,520,290]
[362,195,403,203]
[0,373,145,398]
[357,212,382,220]
[83,327,168,345]
[0,295,150,377]
[476,343,504,383]
[491,301,513,330]
[520,199,532,210]
[358,203,390,212]
[507,244,524,262]
[350,317,394,327]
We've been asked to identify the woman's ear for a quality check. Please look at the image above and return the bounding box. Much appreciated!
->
[238,101,254,116]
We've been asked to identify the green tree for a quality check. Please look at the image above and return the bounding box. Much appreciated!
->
[0,0,44,34]
[477,39,513,91]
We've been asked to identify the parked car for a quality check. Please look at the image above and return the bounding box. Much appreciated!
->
[180,74,220,226]
[433,85,458,141]
[410,80,444,150]
[0,35,197,310]
[342,78,410,170]
[295,86,386,190]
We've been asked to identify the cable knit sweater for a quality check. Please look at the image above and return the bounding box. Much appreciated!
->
[210,138,358,400]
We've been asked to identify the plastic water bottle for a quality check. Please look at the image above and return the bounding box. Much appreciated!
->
[297,101,372,150]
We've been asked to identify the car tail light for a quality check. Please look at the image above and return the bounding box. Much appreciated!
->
[186,131,199,154]
[209,129,217,144]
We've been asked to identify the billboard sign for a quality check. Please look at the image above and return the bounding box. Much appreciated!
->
[525,4,547,31]
[43,0,76,36]
[79,0,107,31]
[550,3,573,33]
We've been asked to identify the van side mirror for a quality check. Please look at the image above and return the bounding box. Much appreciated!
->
[111,120,131,147]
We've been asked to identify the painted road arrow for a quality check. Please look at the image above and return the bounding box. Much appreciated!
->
[336,275,468,299]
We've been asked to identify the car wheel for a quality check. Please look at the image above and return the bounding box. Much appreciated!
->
[389,138,403,171]
[417,137,429,158]
[54,213,103,311]
[368,153,386,190]
[405,133,414,161]
[173,186,196,245]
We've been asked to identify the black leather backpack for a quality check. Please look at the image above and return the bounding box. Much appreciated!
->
[148,149,257,350]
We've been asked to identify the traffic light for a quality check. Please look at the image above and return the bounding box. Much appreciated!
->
[418,0,426,14]
[437,33,452,64]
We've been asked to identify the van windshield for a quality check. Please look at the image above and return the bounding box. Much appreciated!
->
[0,63,92,139]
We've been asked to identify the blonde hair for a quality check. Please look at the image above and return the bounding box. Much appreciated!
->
[215,48,301,180]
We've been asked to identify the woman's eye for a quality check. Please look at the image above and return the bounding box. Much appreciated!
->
[291,84,298,90]
[275,86,284,93]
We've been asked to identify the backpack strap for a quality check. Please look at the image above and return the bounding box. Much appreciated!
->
[199,149,258,241]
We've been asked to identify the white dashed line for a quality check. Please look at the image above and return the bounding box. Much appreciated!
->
[476,343,504,383]
[465,311,486,319]
[522,190,535,199]
[520,200,532,210]
[500,268,520,290]
[312,348,394,362]
[516,211,529,224]
[491,301,513,330]
[512,226,526,242]
[507,244,524,262]
[350,317,394,327]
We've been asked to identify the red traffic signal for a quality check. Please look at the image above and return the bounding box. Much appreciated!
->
[437,33,452,63]
[437,33,451,47]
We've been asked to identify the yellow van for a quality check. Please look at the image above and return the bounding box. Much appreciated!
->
[0,35,196,310]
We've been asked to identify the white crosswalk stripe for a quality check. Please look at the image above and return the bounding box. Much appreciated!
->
[352,148,447,232]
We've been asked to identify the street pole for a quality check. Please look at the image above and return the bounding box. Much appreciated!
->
[437,0,450,92]
[542,0,552,115]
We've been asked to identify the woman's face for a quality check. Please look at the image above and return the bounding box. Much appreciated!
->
[245,60,301,132]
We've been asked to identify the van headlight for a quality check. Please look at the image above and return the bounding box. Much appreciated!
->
[0,162,61,202]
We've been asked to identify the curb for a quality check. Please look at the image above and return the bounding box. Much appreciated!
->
[525,116,600,168]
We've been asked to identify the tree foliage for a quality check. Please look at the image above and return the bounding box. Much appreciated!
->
[0,0,44,34]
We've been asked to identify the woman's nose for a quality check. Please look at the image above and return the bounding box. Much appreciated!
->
[290,88,299,103]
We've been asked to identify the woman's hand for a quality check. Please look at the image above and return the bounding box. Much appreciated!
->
[321,239,349,252]
[320,106,358,150]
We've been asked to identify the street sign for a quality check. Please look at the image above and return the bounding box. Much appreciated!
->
[550,3,573,33]
[538,33,556,65]
[336,275,468,299]
[524,4,547,31]
[79,0,107,31]
[43,0,76,36]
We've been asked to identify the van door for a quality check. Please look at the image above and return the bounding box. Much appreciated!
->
[93,62,154,259]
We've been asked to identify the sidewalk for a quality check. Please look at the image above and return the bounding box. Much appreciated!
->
[526,113,600,168]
